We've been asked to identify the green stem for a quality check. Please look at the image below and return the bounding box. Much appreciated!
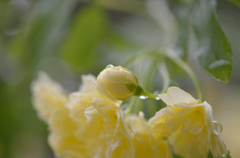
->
[124,97,137,115]
[134,85,159,98]
[158,61,170,93]
[134,60,158,113]
[141,90,158,98]
[165,53,203,101]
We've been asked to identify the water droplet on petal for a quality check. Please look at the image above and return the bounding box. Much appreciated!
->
[139,95,148,99]
[106,64,114,68]
[212,121,223,135]
[155,96,161,100]
[221,154,226,158]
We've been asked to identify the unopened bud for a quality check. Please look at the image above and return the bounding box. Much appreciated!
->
[97,65,138,100]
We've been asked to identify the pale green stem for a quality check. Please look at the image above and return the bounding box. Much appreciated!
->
[124,97,137,115]
[134,85,159,98]
[134,61,158,114]
[158,61,170,93]
[165,53,203,101]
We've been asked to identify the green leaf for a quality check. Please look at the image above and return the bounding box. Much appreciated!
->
[59,5,108,68]
[173,154,184,158]
[226,151,232,158]
[192,0,232,82]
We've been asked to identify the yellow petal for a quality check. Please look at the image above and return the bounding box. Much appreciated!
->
[31,72,68,123]
[183,107,205,134]
[158,87,197,106]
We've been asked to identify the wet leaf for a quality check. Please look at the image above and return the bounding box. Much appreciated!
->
[192,0,232,82]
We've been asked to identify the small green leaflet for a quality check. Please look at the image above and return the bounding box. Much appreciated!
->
[192,0,232,83]
[173,154,184,158]
[207,150,231,158]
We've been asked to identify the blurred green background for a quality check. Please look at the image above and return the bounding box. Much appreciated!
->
[0,0,240,158]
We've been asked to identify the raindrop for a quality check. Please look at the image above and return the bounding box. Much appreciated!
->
[212,121,223,135]
[139,95,148,99]
[221,154,226,158]
[106,64,114,68]
[155,96,161,100]
[209,59,230,69]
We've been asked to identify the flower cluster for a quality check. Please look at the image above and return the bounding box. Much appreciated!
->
[31,66,227,158]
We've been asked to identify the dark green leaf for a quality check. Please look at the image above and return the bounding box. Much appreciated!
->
[192,0,232,82]
[59,5,108,67]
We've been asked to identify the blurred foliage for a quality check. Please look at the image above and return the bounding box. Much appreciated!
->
[60,5,108,68]
[0,0,239,158]
[229,0,240,7]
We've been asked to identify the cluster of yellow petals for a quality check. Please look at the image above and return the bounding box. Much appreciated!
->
[149,87,227,158]
[32,72,171,158]
[32,71,227,158]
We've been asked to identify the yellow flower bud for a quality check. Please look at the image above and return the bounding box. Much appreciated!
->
[97,65,138,100]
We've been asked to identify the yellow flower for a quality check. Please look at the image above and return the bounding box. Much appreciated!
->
[68,74,107,158]
[69,74,135,158]
[32,72,135,158]
[91,96,135,158]
[31,72,68,123]
[97,65,138,100]
[126,112,173,158]
[32,72,84,158]
[148,87,227,158]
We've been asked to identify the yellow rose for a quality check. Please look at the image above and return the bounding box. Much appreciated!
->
[31,72,68,123]
[32,72,136,158]
[97,65,138,100]
[70,74,135,158]
[126,112,173,158]
[92,96,135,158]
[148,87,227,158]
[32,72,84,158]
[68,74,107,158]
